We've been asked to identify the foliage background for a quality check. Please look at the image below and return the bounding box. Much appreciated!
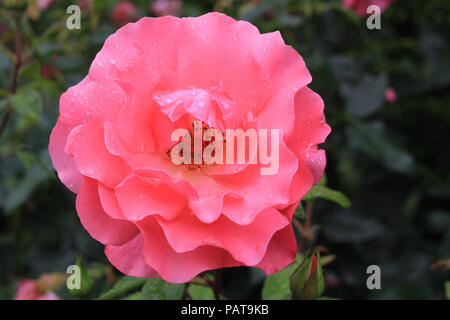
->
[0,0,449,300]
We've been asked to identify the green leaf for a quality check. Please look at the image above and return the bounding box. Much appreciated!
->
[188,284,215,300]
[323,211,385,243]
[10,88,42,121]
[141,278,185,300]
[98,276,147,300]
[122,291,142,300]
[93,0,117,13]
[345,75,387,118]
[262,255,302,300]
[4,165,48,213]
[303,185,351,208]
[16,148,38,169]
[347,121,414,174]
[445,282,450,300]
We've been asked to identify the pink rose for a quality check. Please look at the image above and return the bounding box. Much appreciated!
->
[342,0,395,16]
[49,13,330,283]
[109,1,138,27]
[385,87,397,103]
[14,280,60,300]
[150,0,182,17]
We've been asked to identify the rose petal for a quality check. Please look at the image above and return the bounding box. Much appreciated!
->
[76,177,138,245]
[138,216,240,283]
[105,233,159,278]
[65,120,131,188]
[48,119,82,193]
[115,175,187,221]
[156,207,289,265]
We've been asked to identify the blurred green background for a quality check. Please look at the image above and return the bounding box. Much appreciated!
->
[0,0,449,300]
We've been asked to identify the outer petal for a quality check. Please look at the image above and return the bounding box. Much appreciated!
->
[105,233,159,278]
[253,31,312,137]
[288,86,331,184]
[138,217,240,283]
[253,225,297,275]
[76,177,138,245]
[48,119,82,193]
[65,120,131,188]
[156,207,289,265]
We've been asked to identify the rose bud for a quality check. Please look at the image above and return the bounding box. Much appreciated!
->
[290,250,325,300]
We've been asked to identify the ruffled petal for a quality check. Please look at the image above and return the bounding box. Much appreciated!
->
[253,31,312,137]
[287,86,330,184]
[76,177,138,245]
[48,119,82,193]
[105,233,159,278]
[216,140,299,224]
[156,207,289,266]
[138,217,240,283]
[65,120,131,188]
[253,225,297,275]
[115,175,187,221]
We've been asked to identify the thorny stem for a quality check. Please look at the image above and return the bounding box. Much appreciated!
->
[296,201,314,253]
[305,201,313,230]
[184,286,193,300]
[0,26,22,140]
[199,270,222,300]
[213,269,222,300]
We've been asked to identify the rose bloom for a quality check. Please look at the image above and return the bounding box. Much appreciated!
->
[342,0,395,16]
[14,280,60,300]
[49,13,330,283]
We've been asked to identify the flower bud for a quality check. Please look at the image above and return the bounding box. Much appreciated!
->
[69,256,94,298]
[290,250,325,300]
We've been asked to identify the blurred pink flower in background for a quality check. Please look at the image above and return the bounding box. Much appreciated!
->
[324,272,340,288]
[150,0,182,16]
[342,0,395,16]
[41,65,60,78]
[110,1,138,26]
[14,280,60,300]
[385,87,397,103]
[37,0,53,10]
[77,0,93,12]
